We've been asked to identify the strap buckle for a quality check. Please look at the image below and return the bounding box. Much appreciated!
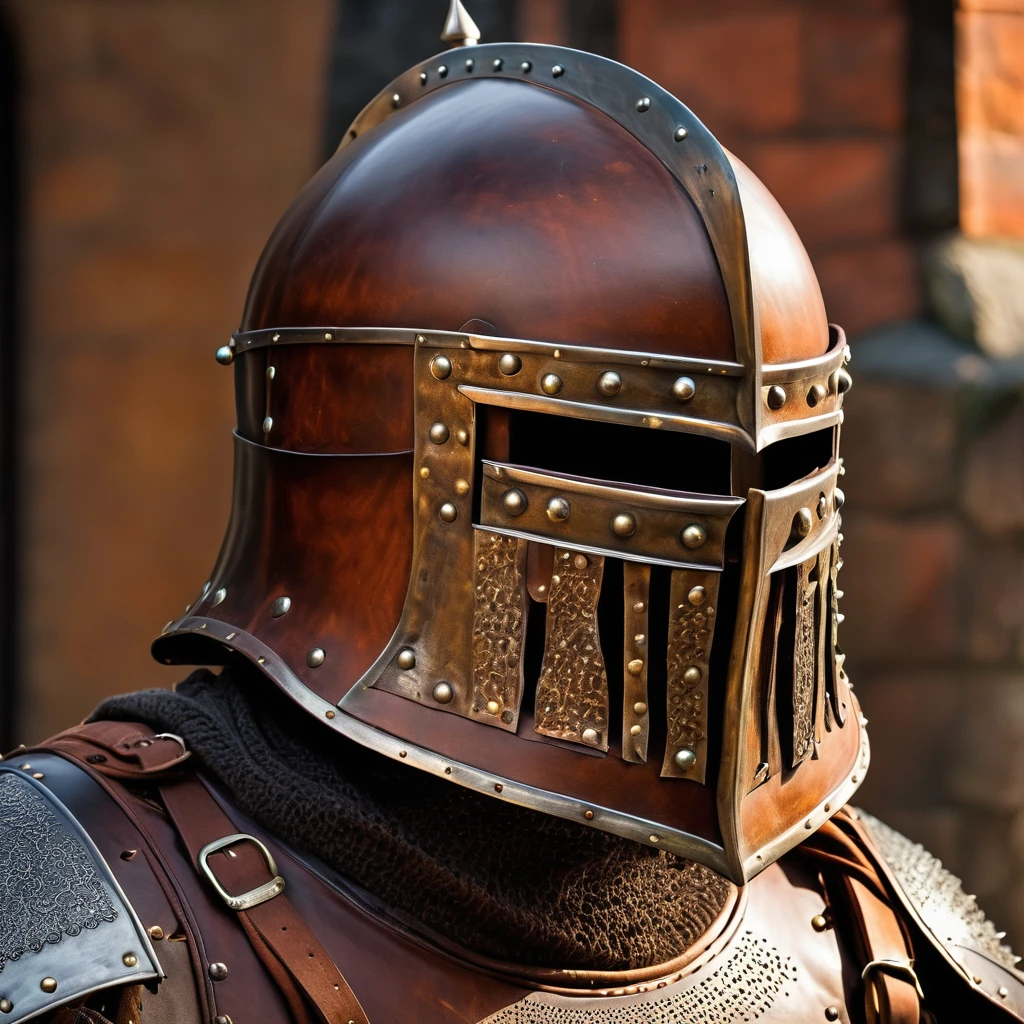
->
[198,833,287,911]
[862,958,926,1001]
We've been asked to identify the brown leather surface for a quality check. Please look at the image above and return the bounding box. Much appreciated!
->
[241,78,735,360]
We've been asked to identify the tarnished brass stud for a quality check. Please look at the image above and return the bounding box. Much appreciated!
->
[1000,986,1009,998]
[674,747,697,771]
[429,422,450,444]
[612,512,636,537]
[672,376,696,402]
[212,587,227,606]
[836,368,853,394]
[208,963,228,982]
[680,523,706,549]
[502,488,527,516]
[636,97,651,112]
[271,596,291,618]
[582,728,600,745]
[455,428,469,445]
[215,346,234,366]
[420,466,430,479]
[40,979,57,994]
[416,334,426,344]
[439,502,458,523]
[687,586,706,606]
[683,666,702,685]
[630,724,642,736]
[498,353,521,375]
[148,926,164,940]
[123,953,138,968]
[546,497,571,522]
[306,648,326,668]
[633,601,645,613]
[573,554,589,570]
[627,658,644,676]
[597,370,622,396]
[673,126,689,142]
[807,383,827,407]
[766,385,787,410]
[455,478,470,496]
[432,681,454,704]
[817,495,827,520]
[633,702,647,715]
[486,700,500,715]
[541,373,563,395]
[0,999,12,1013]
[262,416,273,434]
[430,355,452,380]
[266,365,275,380]
[584,809,594,820]
[396,648,416,670]
[811,914,828,932]
[552,64,565,77]
[793,508,814,538]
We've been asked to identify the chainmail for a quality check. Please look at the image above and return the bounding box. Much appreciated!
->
[93,667,730,971]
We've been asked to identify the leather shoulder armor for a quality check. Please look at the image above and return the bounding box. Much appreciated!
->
[858,809,1024,1017]
[0,764,162,1022]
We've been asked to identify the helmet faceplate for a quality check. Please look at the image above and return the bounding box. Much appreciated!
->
[155,42,864,884]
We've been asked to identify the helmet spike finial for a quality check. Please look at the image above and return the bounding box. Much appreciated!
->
[441,0,481,47]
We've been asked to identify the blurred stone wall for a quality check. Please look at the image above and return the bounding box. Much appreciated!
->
[7,0,331,741]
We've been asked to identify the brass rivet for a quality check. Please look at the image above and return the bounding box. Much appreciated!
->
[498,353,521,375]
[793,508,814,538]
[633,702,647,715]
[486,700,500,715]
[32,772,43,780]
[466,58,475,71]
[681,523,706,549]
[546,497,570,522]
[120,849,137,860]
[683,666,702,685]
[419,72,428,85]
[432,681,454,704]
[306,648,326,668]
[999,986,1009,998]
[429,422,449,444]
[835,487,845,510]
[688,586,706,606]
[636,97,651,112]
[399,750,407,758]
[630,724,642,736]
[520,60,532,73]
[208,962,228,982]
[649,834,660,843]
[271,596,291,618]
[674,747,697,771]
[455,478,470,497]
[396,648,416,670]
[672,376,696,402]
[18,763,30,771]
[766,384,787,410]
[438,64,448,78]
[123,953,138,968]
[430,355,452,380]
[673,126,688,141]
[807,383,827,407]
[391,93,400,107]
[329,709,338,721]
[419,466,430,479]
[493,58,504,71]
[541,373,563,395]
[552,64,565,77]
[825,1008,840,1022]
[0,1000,12,1013]
[502,488,527,516]
[212,587,227,606]
[455,428,469,445]
[811,914,828,932]
[271,333,280,342]
[573,554,589,570]
[40,979,57,994]
[257,656,266,665]
[148,926,164,940]
[215,346,234,366]
[817,494,827,520]
[584,809,594,819]
[262,416,273,434]
[416,334,426,344]
[266,365,275,380]
[805,819,814,829]
[627,658,644,676]
[633,600,645,613]
[597,370,622,396]
[836,368,853,394]
[494,782,503,792]
[439,502,458,523]
[582,728,600,745]
[612,512,636,537]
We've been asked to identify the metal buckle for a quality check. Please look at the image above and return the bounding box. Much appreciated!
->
[153,732,188,757]
[862,958,926,1001]
[198,833,286,910]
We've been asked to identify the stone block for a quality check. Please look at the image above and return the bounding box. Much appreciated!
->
[804,12,905,133]
[620,3,804,136]
[840,379,957,513]
[963,405,1024,537]
[814,240,922,336]
[966,542,1024,663]
[743,139,901,248]
[839,511,963,665]
[949,675,1024,811]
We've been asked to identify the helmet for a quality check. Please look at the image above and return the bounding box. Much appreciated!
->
[154,3,864,885]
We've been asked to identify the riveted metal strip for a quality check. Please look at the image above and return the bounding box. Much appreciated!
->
[621,563,651,764]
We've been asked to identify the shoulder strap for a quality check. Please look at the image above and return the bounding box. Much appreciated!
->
[37,721,370,1024]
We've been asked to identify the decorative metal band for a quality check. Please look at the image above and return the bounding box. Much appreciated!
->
[480,461,742,570]
[826,539,848,728]
[339,41,757,402]
[790,557,818,767]
[662,569,720,783]
[621,563,651,764]
[471,532,528,729]
[535,549,610,751]
[227,325,848,453]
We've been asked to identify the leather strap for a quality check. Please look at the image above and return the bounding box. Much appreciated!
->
[38,721,370,1024]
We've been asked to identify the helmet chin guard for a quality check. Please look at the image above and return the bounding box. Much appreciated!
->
[154,37,864,885]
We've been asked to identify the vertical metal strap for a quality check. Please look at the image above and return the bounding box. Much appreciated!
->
[621,563,651,764]
[791,556,818,767]
[535,549,609,750]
